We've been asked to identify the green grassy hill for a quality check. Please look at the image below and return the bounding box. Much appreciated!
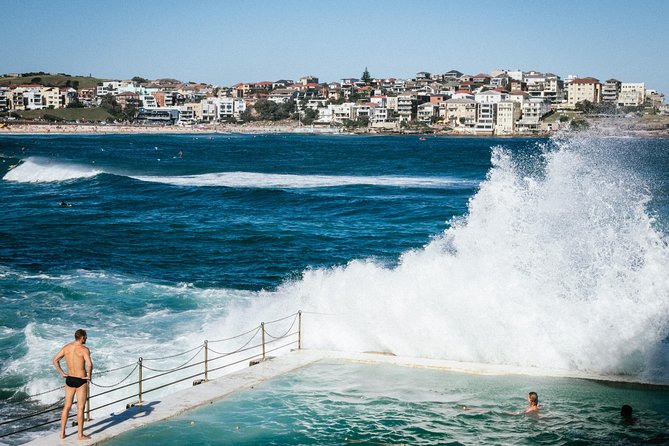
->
[16,107,115,122]
[0,72,107,89]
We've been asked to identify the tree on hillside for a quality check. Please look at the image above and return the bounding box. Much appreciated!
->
[253,99,293,121]
[132,76,149,84]
[100,94,122,120]
[302,108,319,125]
[361,67,372,84]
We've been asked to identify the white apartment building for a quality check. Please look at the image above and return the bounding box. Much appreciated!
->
[370,106,390,123]
[443,98,477,129]
[495,101,521,135]
[517,98,552,132]
[330,102,354,124]
[417,103,439,123]
[13,87,43,110]
[218,97,246,119]
[140,94,158,108]
[475,103,496,133]
[200,99,219,122]
[618,82,645,107]
[475,90,509,104]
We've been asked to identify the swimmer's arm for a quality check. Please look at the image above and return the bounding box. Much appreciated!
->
[52,348,67,378]
[83,347,93,380]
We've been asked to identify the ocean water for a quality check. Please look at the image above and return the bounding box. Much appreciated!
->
[0,133,668,443]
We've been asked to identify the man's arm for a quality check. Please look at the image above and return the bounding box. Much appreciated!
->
[52,348,67,378]
[83,347,93,380]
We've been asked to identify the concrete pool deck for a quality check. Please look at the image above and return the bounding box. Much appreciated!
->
[24,349,655,445]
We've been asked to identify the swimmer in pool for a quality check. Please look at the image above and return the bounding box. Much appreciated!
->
[526,391,540,413]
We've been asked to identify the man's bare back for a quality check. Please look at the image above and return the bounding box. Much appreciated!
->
[54,341,91,379]
[53,329,93,440]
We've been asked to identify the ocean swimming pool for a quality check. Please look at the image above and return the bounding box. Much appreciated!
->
[105,359,669,445]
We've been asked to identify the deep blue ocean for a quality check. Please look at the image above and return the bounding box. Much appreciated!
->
[1,133,668,444]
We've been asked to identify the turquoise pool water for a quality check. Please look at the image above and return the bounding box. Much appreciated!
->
[105,360,669,445]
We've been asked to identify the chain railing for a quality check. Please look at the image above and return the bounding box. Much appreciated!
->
[0,310,303,440]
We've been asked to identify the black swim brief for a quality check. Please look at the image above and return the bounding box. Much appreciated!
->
[65,376,88,388]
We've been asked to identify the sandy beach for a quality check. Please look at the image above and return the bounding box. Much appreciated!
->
[0,121,343,135]
[0,115,667,136]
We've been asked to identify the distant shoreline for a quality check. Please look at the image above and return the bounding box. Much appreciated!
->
[0,117,667,137]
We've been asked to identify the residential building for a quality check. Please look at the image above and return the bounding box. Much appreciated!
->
[300,75,318,85]
[602,79,621,103]
[490,73,510,89]
[331,102,354,124]
[416,72,431,81]
[443,98,477,129]
[140,94,158,108]
[495,101,521,135]
[475,90,509,104]
[618,82,645,107]
[14,86,43,110]
[475,102,496,133]
[509,90,530,105]
[116,92,141,110]
[567,77,601,108]
[397,95,417,122]
[177,104,198,124]
[211,97,246,120]
[370,95,387,107]
[136,107,179,124]
[0,87,9,111]
[370,106,391,123]
[647,90,665,108]
[41,87,61,109]
[472,73,491,84]
[417,103,439,123]
[517,98,552,132]
[200,99,219,122]
[525,72,563,103]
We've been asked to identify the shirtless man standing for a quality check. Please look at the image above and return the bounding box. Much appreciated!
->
[52,329,93,440]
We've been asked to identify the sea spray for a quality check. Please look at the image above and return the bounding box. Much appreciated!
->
[214,134,669,381]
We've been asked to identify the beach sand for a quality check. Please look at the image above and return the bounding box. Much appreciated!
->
[0,121,344,135]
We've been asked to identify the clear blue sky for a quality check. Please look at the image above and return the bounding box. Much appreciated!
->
[2,0,667,96]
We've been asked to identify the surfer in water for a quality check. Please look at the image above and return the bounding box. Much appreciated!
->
[59,201,73,207]
[53,329,93,440]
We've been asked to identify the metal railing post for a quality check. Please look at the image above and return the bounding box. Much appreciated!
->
[138,357,143,405]
[298,310,302,350]
[261,322,266,360]
[204,340,209,382]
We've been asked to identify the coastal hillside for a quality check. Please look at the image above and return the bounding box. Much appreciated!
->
[0,72,106,88]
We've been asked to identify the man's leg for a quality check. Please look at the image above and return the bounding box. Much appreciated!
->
[60,385,76,439]
[75,383,91,440]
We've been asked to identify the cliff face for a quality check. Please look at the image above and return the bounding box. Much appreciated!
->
[586,115,669,137]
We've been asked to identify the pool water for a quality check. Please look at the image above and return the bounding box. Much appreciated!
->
[106,360,669,445]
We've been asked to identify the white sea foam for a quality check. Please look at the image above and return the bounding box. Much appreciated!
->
[3,158,472,189]
[131,171,473,189]
[2,158,102,183]
[204,134,669,382]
